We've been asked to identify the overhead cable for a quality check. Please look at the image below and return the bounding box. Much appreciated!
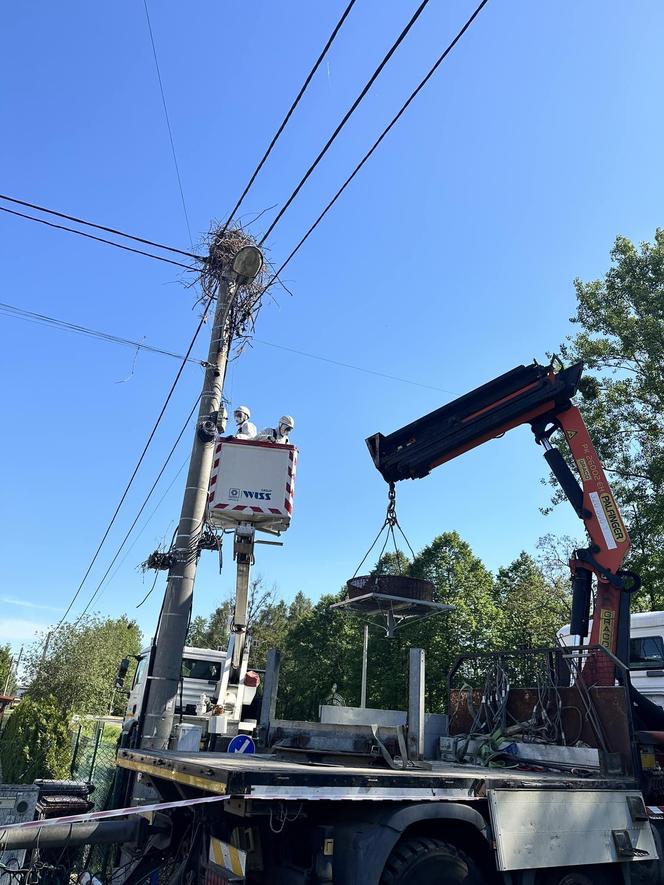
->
[0,193,200,260]
[143,0,194,249]
[253,338,454,393]
[72,394,201,623]
[0,298,451,392]
[220,0,358,237]
[0,205,198,271]
[56,304,211,628]
[105,456,189,590]
[259,0,432,244]
[0,301,206,367]
[269,0,490,281]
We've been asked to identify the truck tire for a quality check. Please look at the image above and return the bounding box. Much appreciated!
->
[380,837,487,884]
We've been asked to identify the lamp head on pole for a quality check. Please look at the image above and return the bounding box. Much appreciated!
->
[232,245,263,281]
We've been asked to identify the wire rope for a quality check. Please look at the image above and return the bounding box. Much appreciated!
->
[143,0,194,249]
[0,192,199,259]
[219,0,358,237]
[259,0,432,244]
[72,394,201,623]
[267,0,491,281]
[0,205,197,270]
[56,306,211,628]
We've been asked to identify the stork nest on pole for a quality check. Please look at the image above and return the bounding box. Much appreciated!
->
[194,222,274,356]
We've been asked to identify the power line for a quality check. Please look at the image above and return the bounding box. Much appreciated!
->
[259,0,432,245]
[0,297,453,393]
[105,455,189,590]
[56,303,211,628]
[73,394,201,623]
[0,193,200,260]
[220,0,358,237]
[143,0,194,250]
[270,0,490,282]
[0,301,206,367]
[0,205,198,271]
[253,338,455,393]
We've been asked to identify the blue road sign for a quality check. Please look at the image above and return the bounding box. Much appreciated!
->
[227,735,256,754]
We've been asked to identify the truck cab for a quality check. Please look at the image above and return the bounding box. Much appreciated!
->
[124,645,225,728]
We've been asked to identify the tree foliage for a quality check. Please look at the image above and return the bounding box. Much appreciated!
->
[0,695,70,783]
[194,535,570,721]
[25,615,141,716]
[561,230,664,607]
[494,551,569,650]
[0,644,15,695]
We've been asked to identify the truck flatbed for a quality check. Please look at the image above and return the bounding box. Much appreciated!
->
[117,748,634,803]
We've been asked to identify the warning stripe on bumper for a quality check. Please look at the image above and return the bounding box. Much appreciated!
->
[209,837,246,877]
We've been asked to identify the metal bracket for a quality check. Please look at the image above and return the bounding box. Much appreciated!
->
[573,548,641,592]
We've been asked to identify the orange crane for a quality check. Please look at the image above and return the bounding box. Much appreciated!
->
[366,359,641,683]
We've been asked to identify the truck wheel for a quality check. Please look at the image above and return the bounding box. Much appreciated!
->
[380,837,487,884]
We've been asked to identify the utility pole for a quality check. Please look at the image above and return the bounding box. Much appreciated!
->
[141,244,262,750]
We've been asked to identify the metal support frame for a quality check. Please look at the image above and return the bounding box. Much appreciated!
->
[232,522,256,668]
[408,648,425,760]
[232,637,252,722]
[259,648,281,740]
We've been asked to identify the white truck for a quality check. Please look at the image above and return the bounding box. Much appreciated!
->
[123,645,226,746]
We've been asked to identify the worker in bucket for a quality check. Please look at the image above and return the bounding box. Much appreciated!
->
[233,405,257,439]
[258,415,294,444]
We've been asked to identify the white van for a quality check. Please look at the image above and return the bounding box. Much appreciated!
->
[559,611,664,707]
[124,645,226,727]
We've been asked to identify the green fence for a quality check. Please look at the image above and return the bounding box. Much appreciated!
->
[68,720,122,879]
[70,720,120,811]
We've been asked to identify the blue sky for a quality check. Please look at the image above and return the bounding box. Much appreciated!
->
[1,1,663,651]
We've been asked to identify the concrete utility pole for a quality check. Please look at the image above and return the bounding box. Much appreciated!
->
[141,245,262,750]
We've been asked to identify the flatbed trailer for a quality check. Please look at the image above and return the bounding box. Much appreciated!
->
[115,746,661,884]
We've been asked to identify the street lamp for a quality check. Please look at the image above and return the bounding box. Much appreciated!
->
[232,245,263,281]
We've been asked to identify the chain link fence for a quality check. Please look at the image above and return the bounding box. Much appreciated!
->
[69,720,119,812]
[67,720,122,880]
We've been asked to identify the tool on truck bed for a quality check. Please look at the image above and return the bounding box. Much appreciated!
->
[366,359,641,684]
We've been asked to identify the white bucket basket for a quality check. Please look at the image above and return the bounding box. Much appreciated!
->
[208,438,297,533]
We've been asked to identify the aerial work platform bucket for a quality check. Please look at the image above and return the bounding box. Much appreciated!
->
[208,437,297,533]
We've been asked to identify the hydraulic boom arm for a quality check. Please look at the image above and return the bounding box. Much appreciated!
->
[366,361,640,679]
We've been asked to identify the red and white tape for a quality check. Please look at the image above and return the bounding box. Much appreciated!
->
[0,793,228,832]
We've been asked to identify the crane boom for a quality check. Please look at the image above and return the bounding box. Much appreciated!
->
[366,360,640,681]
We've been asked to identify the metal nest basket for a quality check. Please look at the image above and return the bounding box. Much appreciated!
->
[333,575,449,638]
[346,575,435,603]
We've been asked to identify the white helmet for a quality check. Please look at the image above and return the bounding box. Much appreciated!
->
[234,405,250,420]
[279,415,294,431]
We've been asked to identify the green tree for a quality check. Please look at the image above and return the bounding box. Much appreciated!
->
[277,592,365,721]
[0,696,69,783]
[402,532,500,711]
[187,602,233,649]
[494,552,570,649]
[560,231,664,607]
[0,644,15,695]
[25,615,141,716]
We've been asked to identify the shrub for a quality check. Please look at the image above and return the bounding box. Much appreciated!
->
[0,695,70,783]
